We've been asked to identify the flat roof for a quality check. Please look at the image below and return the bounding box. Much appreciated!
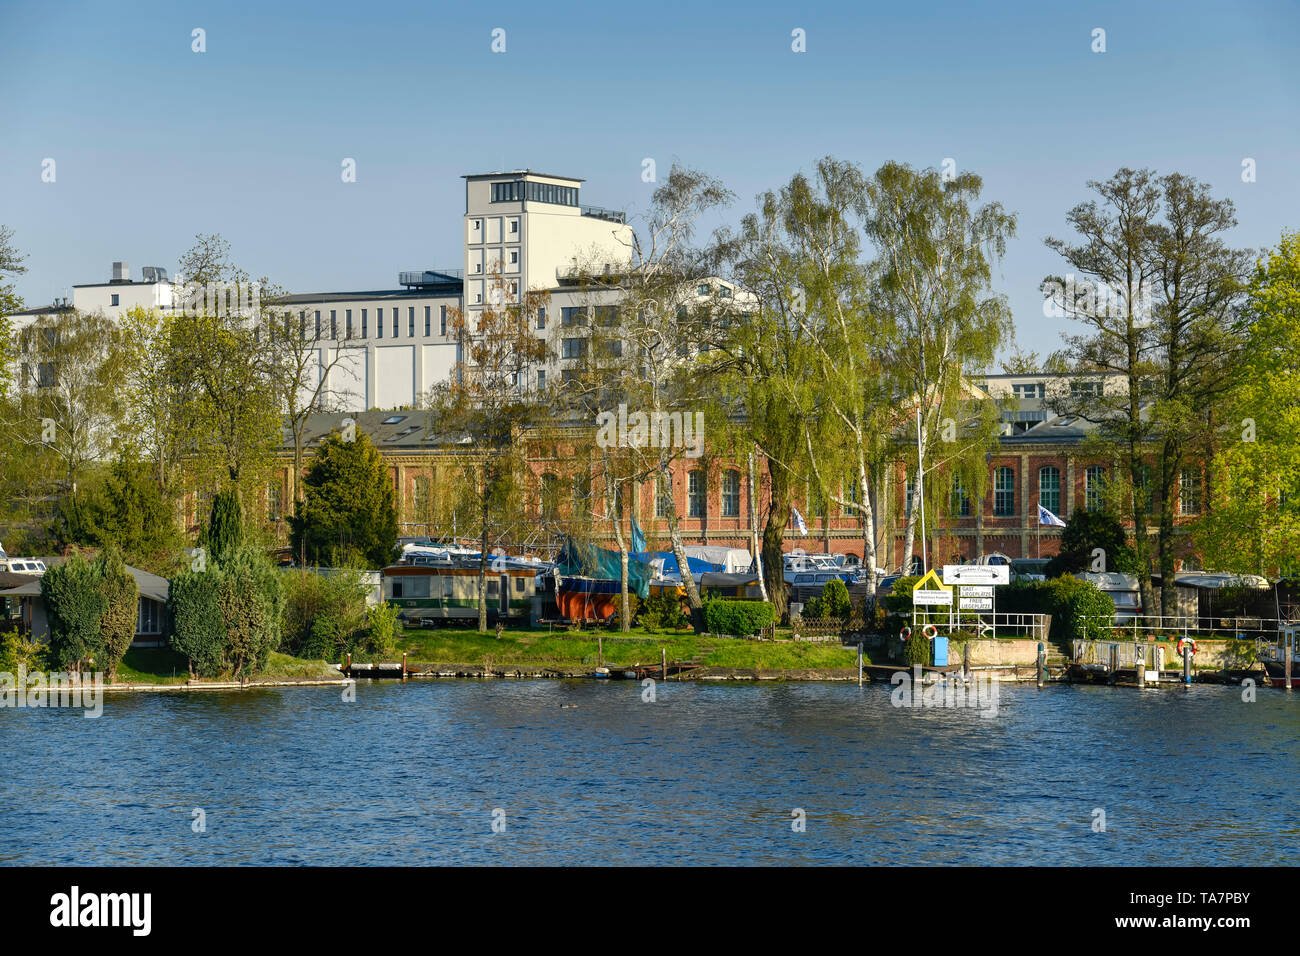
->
[71,280,170,289]
[462,170,583,183]
[275,287,462,305]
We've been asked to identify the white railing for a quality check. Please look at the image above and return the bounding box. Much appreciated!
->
[1080,614,1292,640]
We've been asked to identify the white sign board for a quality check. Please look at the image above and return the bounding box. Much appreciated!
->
[961,585,994,598]
[913,590,953,606]
[942,565,1009,586]
[960,597,993,611]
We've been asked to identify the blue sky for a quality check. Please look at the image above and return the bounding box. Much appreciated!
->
[2,0,1297,360]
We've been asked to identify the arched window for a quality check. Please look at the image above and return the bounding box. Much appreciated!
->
[993,466,1015,516]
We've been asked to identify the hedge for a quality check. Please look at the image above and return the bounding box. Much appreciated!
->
[997,577,1115,642]
[703,599,776,637]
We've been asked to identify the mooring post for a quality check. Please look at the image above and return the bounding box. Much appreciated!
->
[1137,644,1146,689]
[1109,644,1118,683]
[857,642,863,687]
[1183,645,1191,686]
[963,641,970,681]
[662,647,667,682]
[346,652,352,677]
[1287,632,1294,692]
[1036,642,1044,688]
[402,652,408,682]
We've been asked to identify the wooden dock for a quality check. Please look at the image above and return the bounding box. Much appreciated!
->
[342,654,419,680]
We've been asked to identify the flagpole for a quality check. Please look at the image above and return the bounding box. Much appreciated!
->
[916,404,927,574]
[1037,499,1041,559]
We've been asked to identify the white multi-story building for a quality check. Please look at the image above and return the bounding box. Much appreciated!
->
[7,170,733,409]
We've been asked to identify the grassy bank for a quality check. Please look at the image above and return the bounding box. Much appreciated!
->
[397,625,862,671]
[115,647,339,685]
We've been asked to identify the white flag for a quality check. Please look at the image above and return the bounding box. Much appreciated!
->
[1038,503,1067,528]
[791,506,808,536]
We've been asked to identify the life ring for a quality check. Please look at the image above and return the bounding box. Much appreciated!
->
[900,626,912,640]
[922,624,938,639]
[1177,637,1197,656]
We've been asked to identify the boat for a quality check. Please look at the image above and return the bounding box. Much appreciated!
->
[1259,631,1300,687]
[554,538,651,623]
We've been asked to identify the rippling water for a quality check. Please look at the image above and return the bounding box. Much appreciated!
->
[2,679,1296,865]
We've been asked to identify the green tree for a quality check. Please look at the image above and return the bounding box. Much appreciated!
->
[427,269,552,632]
[862,161,1016,572]
[1045,508,1138,577]
[41,551,107,673]
[0,224,26,399]
[281,566,368,660]
[289,430,398,568]
[203,488,244,564]
[1193,232,1300,575]
[1044,168,1250,615]
[217,550,282,678]
[167,567,226,678]
[94,544,139,680]
[172,235,282,488]
[57,454,181,571]
[2,309,130,538]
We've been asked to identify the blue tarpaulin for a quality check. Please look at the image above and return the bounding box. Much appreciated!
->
[631,551,723,578]
[555,538,650,599]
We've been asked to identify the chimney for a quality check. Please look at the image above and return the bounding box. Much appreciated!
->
[111,261,130,283]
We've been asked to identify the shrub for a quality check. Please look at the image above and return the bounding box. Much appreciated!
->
[882,575,922,635]
[703,599,776,637]
[168,567,226,677]
[168,547,285,679]
[637,592,687,631]
[202,489,245,565]
[999,576,1114,643]
[0,628,45,672]
[365,601,403,657]
[904,633,931,665]
[42,551,108,672]
[281,567,389,661]
[95,544,139,680]
[804,578,852,620]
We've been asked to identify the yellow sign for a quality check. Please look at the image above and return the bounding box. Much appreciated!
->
[911,569,952,593]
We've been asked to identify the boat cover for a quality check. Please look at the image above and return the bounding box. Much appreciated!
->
[556,538,651,599]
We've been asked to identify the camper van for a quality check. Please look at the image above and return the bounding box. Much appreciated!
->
[1078,571,1142,622]
[382,549,553,626]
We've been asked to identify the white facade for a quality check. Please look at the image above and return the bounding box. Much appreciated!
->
[6,170,659,409]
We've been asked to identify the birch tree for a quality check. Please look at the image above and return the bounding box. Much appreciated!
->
[862,161,1016,573]
[559,165,734,631]
[426,269,551,632]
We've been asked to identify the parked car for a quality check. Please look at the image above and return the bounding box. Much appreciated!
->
[1011,558,1049,582]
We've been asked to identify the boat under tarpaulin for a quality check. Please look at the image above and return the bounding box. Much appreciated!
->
[554,539,651,622]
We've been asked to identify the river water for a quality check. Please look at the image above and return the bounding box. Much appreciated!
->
[2,679,1295,865]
